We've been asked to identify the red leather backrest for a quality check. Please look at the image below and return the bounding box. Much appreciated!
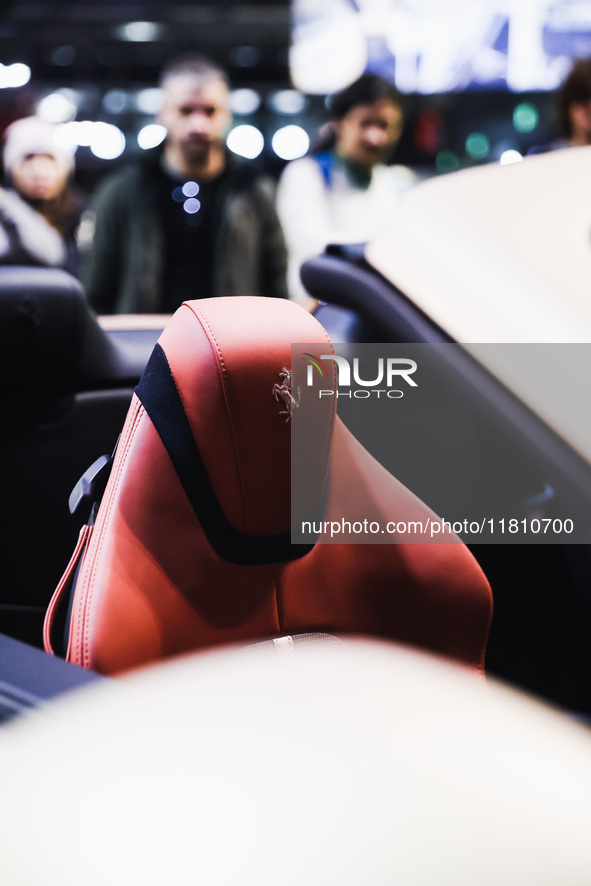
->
[156,298,334,534]
[49,297,492,675]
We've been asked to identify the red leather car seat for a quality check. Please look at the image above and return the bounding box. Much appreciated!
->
[45,297,492,675]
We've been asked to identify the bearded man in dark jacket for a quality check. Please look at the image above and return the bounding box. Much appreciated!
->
[83,55,287,314]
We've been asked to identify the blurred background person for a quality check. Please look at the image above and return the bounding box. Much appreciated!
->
[0,116,82,274]
[83,54,287,314]
[529,57,591,154]
[276,74,417,306]
[556,57,591,147]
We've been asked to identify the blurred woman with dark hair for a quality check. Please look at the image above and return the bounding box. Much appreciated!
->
[0,116,84,274]
[556,57,591,147]
[277,74,417,305]
[529,58,591,154]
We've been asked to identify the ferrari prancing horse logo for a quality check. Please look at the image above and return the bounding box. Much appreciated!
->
[272,368,301,422]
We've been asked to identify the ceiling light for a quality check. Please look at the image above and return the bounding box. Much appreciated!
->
[230,89,261,116]
[50,46,76,67]
[137,124,167,150]
[120,21,160,42]
[36,91,78,124]
[135,88,163,115]
[230,46,261,68]
[54,121,126,160]
[0,63,31,89]
[103,90,128,115]
[269,90,307,115]
[500,150,523,166]
[90,123,126,160]
[272,125,310,160]
[227,125,264,159]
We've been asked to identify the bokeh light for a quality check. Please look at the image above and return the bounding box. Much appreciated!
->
[513,103,539,134]
[269,90,307,115]
[37,91,78,123]
[272,125,310,160]
[89,122,126,160]
[230,89,261,115]
[0,63,31,88]
[137,123,166,150]
[435,150,460,174]
[465,132,490,160]
[500,149,523,165]
[227,125,264,159]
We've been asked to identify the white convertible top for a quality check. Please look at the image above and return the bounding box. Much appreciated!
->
[366,147,591,465]
[367,146,591,344]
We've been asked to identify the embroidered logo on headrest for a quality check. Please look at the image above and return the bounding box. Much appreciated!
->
[272,368,301,422]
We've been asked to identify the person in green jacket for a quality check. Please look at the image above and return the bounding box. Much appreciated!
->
[83,55,287,314]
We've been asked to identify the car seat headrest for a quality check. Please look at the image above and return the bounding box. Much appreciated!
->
[0,266,89,393]
[148,297,334,539]
[0,265,152,398]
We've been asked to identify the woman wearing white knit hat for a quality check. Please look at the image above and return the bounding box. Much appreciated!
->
[0,116,84,273]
